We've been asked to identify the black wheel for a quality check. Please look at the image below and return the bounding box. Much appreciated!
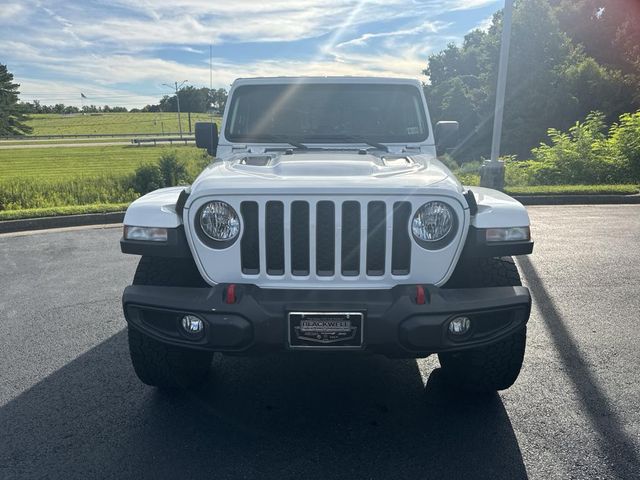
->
[444,256,522,289]
[438,257,526,393]
[128,326,212,389]
[133,255,208,288]
[128,256,213,389]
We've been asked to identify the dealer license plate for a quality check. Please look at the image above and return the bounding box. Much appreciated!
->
[288,312,364,349]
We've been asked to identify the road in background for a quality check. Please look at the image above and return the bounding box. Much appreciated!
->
[0,141,133,149]
[0,206,638,479]
[0,138,195,149]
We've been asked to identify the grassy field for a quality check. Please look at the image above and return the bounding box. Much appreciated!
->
[23,113,221,136]
[0,144,208,211]
[0,203,131,221]
[0,144,201,180]
[505,184,639,195]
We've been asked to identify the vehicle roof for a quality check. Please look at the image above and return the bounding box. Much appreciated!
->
[231,76,422,87]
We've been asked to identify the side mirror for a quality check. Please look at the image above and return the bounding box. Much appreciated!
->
[435,121,459,156]
[195,122,219,157]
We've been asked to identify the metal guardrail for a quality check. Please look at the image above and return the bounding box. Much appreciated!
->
[0,133,186,140]
[131,137,195,146]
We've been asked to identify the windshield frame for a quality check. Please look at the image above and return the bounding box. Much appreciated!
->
[222,81,431,146]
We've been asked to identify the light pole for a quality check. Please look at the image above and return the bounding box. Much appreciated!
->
[162,80,188,138]
[481,0,513,191]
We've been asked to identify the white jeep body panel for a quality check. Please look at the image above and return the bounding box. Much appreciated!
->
[123,76,531,289]
[469,187,531,229]
[123,186,184,228]
[182,152,472,289]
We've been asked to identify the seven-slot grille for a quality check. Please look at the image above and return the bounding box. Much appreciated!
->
[239,200,413,278]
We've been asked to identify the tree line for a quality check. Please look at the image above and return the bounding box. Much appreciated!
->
[16,87,229,116]
[424,0,640,161]
[145,86,228,114]
[20,101,128,114]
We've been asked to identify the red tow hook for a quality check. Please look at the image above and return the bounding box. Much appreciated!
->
[225,284,237,304]
[416,285,426,305]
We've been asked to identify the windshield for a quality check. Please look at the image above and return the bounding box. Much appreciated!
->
[224,83,429,144]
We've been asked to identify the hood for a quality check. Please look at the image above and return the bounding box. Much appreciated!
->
[190,150,463,197]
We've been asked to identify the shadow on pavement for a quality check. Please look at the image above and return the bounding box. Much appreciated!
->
[0,330,527,480]
[518,256,639,478]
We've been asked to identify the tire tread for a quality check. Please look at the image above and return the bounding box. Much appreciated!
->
[128,256,212,389]
[439,256,527,393]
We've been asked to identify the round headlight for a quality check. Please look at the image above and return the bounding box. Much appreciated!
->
[412,201,455,243]
[199,201,240,241]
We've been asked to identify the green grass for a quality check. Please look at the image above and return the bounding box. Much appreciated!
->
[22,113,221,136]
[504,184,639,196]
[0,144,201,180]
[0,203,130,221]
[0,175,138,210]
[0,145,208,211]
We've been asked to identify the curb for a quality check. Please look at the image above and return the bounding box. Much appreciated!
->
[1,194,639,234]
[513,194,640,205]
[0,212,124,234]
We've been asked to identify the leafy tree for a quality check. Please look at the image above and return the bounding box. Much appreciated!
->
[423,0,634,160]
[0,64,32,135]
[141,103,161,113]
[159,86,208,112]
[156,87,228,113]
[607,110,640,181]
[529,109,639,184]
[208,88,228,114]
[550,0,640,97]
[132,164,164,195]
[158,151,190,186]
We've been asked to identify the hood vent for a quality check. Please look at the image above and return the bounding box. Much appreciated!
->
[382,156,413,167]
[239,155,274,166]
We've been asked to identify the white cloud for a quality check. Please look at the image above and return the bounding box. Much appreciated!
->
[15,0,497,48]
[472,14,494,32]
[0,3,24,23]
[335,22,447,49]
[2,0,501,108]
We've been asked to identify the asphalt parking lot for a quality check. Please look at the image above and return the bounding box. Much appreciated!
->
[1,205,639,479]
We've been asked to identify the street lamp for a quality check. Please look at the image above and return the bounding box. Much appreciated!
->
[481,0,513,191]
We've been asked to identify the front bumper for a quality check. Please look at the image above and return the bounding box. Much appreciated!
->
[122,284,531,357]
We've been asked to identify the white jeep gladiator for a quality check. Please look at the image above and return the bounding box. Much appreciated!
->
[121,77,533,393]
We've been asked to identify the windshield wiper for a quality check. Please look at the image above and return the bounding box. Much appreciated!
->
[317,135,389,152]
[259,135,308,150]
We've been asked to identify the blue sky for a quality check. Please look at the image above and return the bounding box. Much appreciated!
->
[0,0,500,108]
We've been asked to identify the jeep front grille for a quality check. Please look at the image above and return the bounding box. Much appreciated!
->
[239,199,412,279]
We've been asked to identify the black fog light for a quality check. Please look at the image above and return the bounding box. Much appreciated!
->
[181,315,205,338]
[448,316,471,336]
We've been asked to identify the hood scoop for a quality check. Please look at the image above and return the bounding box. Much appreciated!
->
[381,155,412,167]
[238,155,274,166]
[228,152,419,177]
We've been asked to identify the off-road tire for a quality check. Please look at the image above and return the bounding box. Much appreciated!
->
[444,256,522,288]
[438,326,526,393]
[128,326,212,389]
[438,256,526,393]
[128,256,212,389]
[133,255,208,287]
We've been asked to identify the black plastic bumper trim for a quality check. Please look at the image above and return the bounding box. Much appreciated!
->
[122,283,531,357]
